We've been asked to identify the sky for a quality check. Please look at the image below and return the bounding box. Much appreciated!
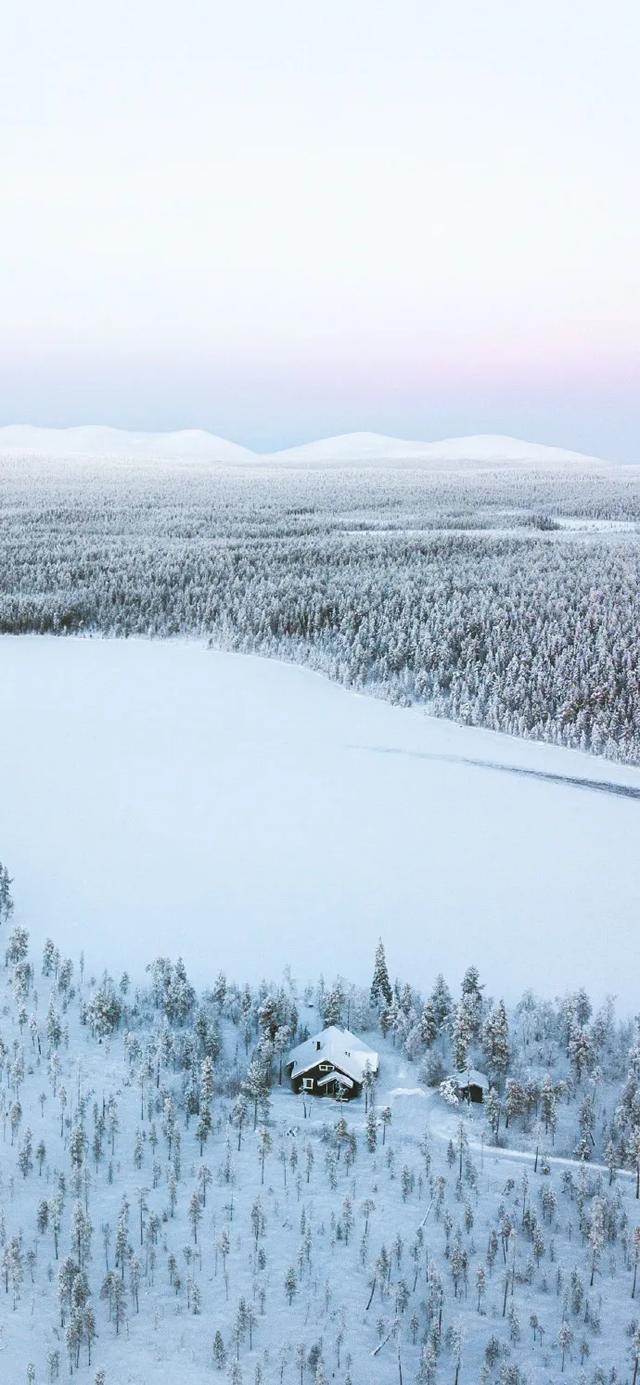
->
[1,1,639,460]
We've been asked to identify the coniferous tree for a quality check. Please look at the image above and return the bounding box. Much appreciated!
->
[0,862,13,928]
[451,995,476,1072]
[370,941,392,1008]
[460,966,484,1039]
[482,1001,510,1084]
[428,974,453,1032]
[420,1000,439,1049]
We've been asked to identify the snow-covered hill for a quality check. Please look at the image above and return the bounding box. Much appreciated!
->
[266,431,603,466]
[0,423,604,467]
[0,424,254,464]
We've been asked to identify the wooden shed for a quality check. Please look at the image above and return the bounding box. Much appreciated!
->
[450,1067,490,1104]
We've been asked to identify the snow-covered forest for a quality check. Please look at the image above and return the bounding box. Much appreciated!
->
[1,868,639,1385]
[1,454,640,763]
[2,453,639,1381]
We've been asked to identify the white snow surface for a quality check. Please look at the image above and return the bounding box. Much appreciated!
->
[0,635,638,1007]
[0,424,604,467]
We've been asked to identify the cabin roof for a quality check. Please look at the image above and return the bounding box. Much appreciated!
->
[450,1068,490,1091]
[286,1025,379,1084]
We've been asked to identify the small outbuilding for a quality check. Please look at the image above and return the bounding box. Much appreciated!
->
[449,1068,490,1104]
[285,1025,379,1101]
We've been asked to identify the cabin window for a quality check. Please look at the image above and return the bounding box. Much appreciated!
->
[302,1078,314,1090]
[318,1063,332,1072]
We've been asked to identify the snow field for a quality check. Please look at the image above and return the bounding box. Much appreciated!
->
[0,636,639,1007]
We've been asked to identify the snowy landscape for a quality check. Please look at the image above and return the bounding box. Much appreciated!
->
[1,433,640,1385]
[0,898,639,1385]
[4,0,639,1377]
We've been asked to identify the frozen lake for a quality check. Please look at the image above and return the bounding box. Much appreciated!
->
[1,635,638,1007]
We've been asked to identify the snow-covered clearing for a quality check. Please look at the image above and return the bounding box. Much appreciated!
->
[1,636,638,1008]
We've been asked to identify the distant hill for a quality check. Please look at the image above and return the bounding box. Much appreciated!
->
[0,425,254,464]
[267,431,603,466]
[0,424,603,467]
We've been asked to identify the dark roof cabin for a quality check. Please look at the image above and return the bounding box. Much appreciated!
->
[285,1025,379,1101]
[450,1067,490,1104]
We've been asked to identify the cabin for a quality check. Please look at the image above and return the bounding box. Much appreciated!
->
[285,1025,379,1101]
[449,1068,490,1104]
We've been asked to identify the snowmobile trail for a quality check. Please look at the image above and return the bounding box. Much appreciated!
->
[355,744,640,802]
[422,1087,636,1185]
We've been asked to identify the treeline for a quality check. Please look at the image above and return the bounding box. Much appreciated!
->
[1,457,640,762]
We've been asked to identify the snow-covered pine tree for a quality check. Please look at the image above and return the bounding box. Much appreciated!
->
[482,1001,510,1085]
[370,940,392,1008]
[451,994,476,1072]
[485,1087,502,1141]
[460,966,484,1038]
[420,1000,440,1049]
[322,981,345,1027]
[428,974,453,1032]
[0,861,13,928]
[568,1024,594,1083]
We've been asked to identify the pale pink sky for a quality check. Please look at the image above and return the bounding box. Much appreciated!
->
[1,1,638,459]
